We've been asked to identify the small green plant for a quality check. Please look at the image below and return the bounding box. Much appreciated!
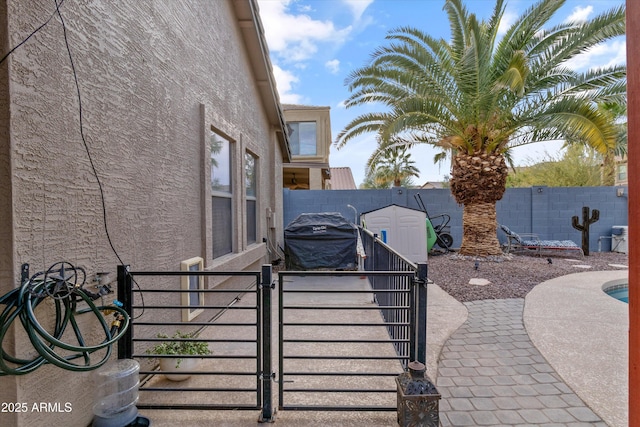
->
[146,331,211,368]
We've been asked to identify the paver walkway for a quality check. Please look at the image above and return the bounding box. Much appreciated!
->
[436,299,605,426]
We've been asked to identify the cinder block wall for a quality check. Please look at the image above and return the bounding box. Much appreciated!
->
[283,186,629,252]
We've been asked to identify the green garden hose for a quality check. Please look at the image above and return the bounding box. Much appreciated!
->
[0,262,130,375]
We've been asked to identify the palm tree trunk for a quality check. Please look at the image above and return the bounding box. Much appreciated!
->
[459,201,503,256]
[601,151,616,185]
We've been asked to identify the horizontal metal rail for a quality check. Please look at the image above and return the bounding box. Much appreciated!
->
[135,404,261,411]
[134,305,257,309]
[283,355,409,360]
[282,288,410,293]
[129,271,259,277]
[283,338,409,343]
[279,270,414,277]
[134,338,256,343]
[279,405,398,412]
[131,321,257,326]
[283,322,409,327]
[284,371,399,377]
[141,387,259,392]
[282,305,409,310]
[283,388,396,393]
[133,288,254,293]
[138,370,258,376]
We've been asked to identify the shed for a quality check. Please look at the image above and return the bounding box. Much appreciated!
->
[361,205,428,262]
[284,212,358,270]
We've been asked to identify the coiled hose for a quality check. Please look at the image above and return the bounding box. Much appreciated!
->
[0,262,130,375]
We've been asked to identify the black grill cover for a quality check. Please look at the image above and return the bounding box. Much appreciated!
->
[284,212,357,270]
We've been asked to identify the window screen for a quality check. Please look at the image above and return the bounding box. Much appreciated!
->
[245,152,257,244]
[211,129,233,258]
[287,122,317,156]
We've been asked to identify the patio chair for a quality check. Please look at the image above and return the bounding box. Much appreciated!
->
[499,224,584,257]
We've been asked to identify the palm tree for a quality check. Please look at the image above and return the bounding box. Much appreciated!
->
[335,0,626,256]
[366,144,420,187]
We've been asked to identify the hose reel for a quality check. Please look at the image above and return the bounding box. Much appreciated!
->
[0,261,130,375]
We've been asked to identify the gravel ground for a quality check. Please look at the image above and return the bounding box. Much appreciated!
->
[427,250,629,302]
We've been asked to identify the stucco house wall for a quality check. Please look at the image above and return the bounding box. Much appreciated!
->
[0,1,286,426]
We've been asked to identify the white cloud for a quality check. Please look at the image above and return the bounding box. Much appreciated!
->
[257,0,358,105]
[272,64,304,104]
[498,10,517,36]
[257,0,352,63]
[342,0,374,21]
[325,59,340,74]
[565,39,626,70]
[565,6,593,23]
[604,40,627,67]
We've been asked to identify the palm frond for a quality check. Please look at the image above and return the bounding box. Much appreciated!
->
[336,0,626,166]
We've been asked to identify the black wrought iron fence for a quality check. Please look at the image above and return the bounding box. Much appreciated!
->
[359,228,428,365]
[116,264,275,422]
[116,232,427,417]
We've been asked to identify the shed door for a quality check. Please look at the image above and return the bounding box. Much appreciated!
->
[363,206,427,262]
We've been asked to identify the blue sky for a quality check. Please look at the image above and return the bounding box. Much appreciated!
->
[257,0,626,187]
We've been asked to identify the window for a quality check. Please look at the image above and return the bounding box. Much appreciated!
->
[211,130,233,258]
[617,164,627,181]
[287,122,317,156]
[181,257,204,321]
[245,152,257,244]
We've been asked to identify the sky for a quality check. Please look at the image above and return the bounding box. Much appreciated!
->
[256,0,627,187]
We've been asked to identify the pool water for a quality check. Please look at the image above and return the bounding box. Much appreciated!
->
[605,285,629,303]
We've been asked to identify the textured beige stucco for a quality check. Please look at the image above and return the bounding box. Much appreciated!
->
[0,1,284,425]
[0,1,18,424]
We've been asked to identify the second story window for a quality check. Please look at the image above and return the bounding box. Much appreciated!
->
[288,121,317,156]
[617,164,627,181]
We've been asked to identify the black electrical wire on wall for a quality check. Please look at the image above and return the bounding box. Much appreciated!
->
[1,0,145,317]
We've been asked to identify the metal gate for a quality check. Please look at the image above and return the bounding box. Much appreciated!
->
[277,266,427,412]
[117,264,275,422]
[117,231,426,420]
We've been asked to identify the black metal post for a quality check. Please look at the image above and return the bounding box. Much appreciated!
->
[278,273,285,410]
[259,264,274,423]
[372,233,378,271]
[409,272,417,364]
[117,264,133,360]
[415,262,428,366]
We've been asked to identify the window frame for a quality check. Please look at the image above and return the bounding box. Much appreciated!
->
[180,257,205,321]
[287,121,318,156]
[245,150,258,245]
[210,128,234,259]
[617,164,628,181]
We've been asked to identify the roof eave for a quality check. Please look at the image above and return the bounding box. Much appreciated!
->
[232,0,291,162]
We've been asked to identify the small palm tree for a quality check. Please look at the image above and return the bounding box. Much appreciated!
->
[367,144,420,187]
[335,0,626,256]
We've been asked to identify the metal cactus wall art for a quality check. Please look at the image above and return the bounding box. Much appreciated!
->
[571,206,600,256]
